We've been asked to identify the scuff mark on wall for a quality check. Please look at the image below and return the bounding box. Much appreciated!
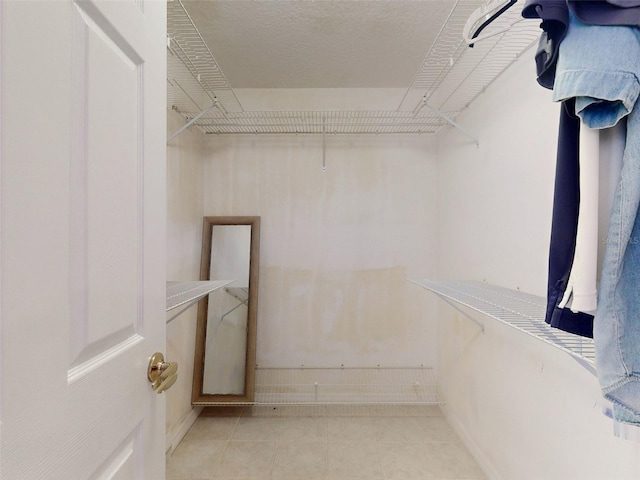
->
[259,266,416,363]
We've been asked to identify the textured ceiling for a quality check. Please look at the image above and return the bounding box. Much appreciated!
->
[181,0,459,89]
[168,0,541,135]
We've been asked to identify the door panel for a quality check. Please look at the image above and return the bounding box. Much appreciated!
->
[90,428,141,480]
[1,1,166,478]
[69,0,143,374]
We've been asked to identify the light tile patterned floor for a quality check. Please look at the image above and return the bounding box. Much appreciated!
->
[167,406,486,480]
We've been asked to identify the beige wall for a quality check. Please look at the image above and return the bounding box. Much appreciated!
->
[166,111,206,452]
[202,133,440,369]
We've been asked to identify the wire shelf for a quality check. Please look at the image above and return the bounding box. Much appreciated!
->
[407,2,540,114]
[196,110,444,135]
[166,280,232,324]
[167,0,243,113]
[243,404,444,417]
[255,367,439,405]
[166,0,541,135]
[201,368,441,408]
[412,280,596,368]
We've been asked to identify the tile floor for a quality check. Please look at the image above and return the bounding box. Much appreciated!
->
[166,406,486,480]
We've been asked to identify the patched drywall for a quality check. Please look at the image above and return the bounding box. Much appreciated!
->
[259,265,416,365]
[202,133,439,369]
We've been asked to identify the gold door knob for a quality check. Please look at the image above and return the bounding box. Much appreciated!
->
[147,352,178,393]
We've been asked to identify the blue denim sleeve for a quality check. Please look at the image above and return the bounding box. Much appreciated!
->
[552,19,640,128]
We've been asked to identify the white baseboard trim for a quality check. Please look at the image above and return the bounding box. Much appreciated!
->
[440,404,503,480]
[166,406,203,455]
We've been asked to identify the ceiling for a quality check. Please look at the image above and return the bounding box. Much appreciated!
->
[181,0,459,89]
[166,0,541,136]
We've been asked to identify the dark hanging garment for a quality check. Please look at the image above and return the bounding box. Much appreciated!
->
[522,0,571,89]
[545,99,594,338]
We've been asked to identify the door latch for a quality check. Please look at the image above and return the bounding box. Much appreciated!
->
[147,352,178,394]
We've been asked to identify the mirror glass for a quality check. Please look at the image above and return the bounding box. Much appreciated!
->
[193,216,260,404]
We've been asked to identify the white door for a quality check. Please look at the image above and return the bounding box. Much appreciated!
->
[1,1,167,478]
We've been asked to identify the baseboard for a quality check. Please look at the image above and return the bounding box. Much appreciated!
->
[166,406,203,455]
[440,404,503,480]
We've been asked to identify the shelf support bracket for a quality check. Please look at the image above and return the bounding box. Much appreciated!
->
[418,97,479,146]
[167,100,219,144]
[435,294,486,333]
[322,117,327,173]
[220,300,248,323]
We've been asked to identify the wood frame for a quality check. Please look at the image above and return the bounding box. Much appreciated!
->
[192,216,260,405]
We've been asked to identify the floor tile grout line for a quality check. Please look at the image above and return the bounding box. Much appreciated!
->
[274,415,285,480]
[216,414,240,478]
[267,432,279,479]
[368,414,389,480]
[325,416,329,479]
[370,409,387,479]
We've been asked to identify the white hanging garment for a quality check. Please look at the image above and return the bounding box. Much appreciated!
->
[559,124,599,314]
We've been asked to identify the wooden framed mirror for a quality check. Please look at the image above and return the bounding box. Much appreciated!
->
[192,216,260,405]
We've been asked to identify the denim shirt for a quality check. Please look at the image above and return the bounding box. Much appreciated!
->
[552,12,640,425]
[523,0,640,89]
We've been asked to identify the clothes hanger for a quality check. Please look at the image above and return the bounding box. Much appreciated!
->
[462,0,523,46]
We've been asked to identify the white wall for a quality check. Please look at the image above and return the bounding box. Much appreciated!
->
[436,54,557,294]
[165,110,206,452]
[202,132,439,369]
[436,48,640,479]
